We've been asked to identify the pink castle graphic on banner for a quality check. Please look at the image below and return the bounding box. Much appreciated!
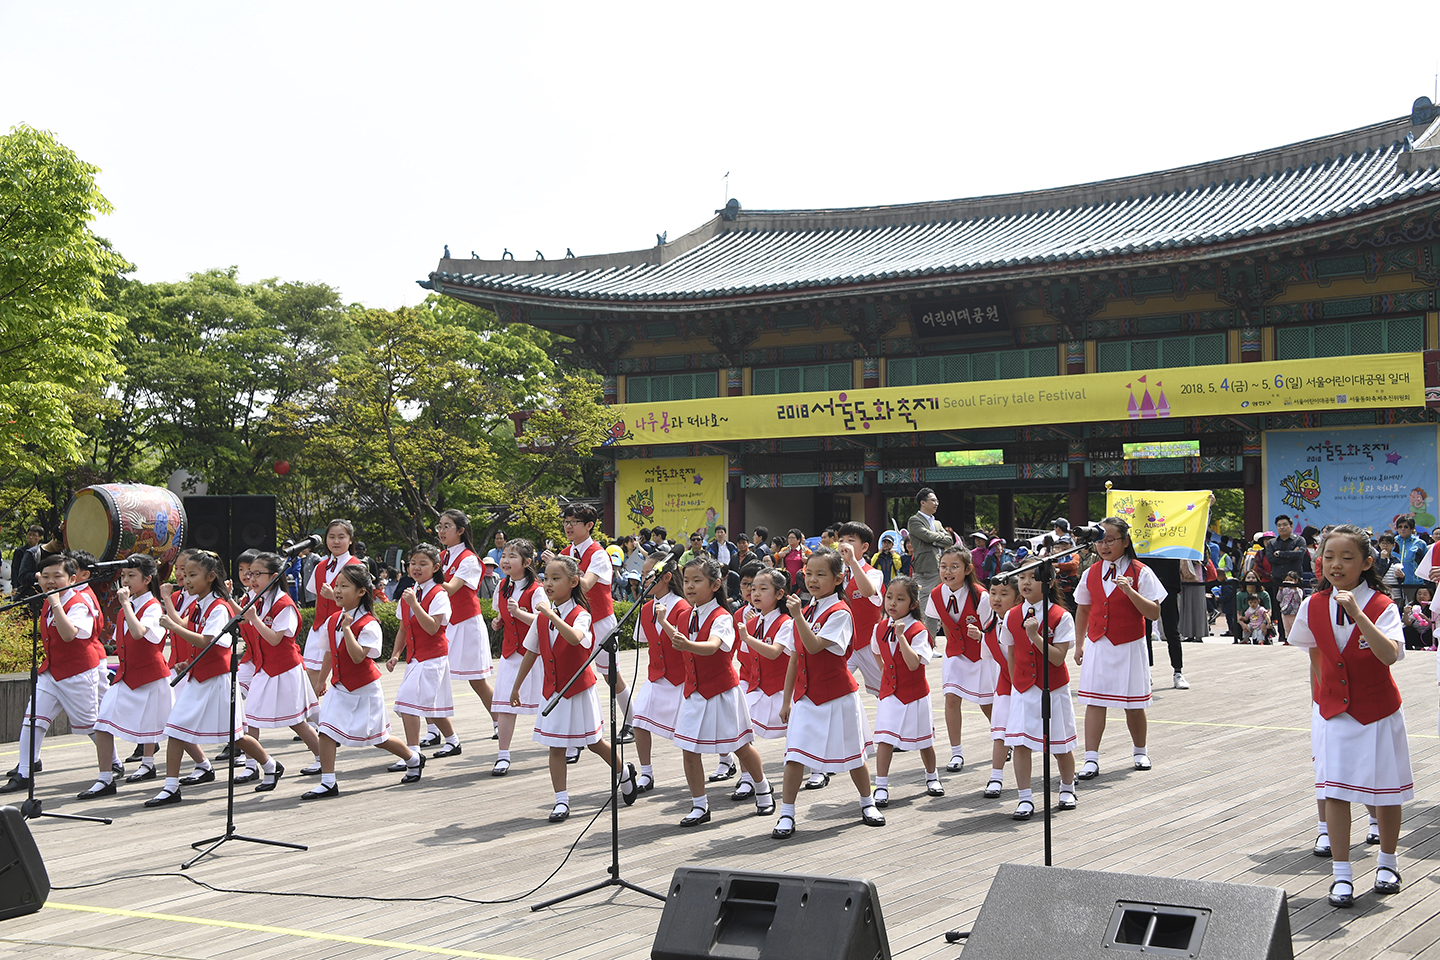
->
[1126,376,1171,420]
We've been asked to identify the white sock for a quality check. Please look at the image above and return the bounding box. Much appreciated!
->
[407,749,421,767]
[990,766,1005,781]
[139,757,155,770]
[262,758,277,774]
[98,771,114,784]
[755,778,771,794]
[738,771,755,786]
[195,760,212,772]
[859,795,876,811]
[1133,745,1147,757]
[1061,780,1075,792]
[927,770,941,783]
[444,735,459,746]
[163,777,180,792]
[718,753,735,767]
[1368,814,1380,827]
[876,776,890,788]
[1332,861,1353,883]
[1084,750,1099,763]
[692,794,709,811]
[427,724,439,736]
[407,743,420,756]
[641,763,653,777]
[555,790,569,806]
[779,802,796,819]
[246,757,259,771]
[17,727,46,776]
[1377,851,1398,871]
[1018,788,1033,802]
[312,754,321,764]
[1317,820,1329,835]
[498,750,511,761]
[615,685,633,725]
[320,772,337,787]
[950,745,963,759]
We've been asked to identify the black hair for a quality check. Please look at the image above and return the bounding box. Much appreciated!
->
[439,509,477,553]
[836,521,875,550]
[39,553,78,575]
[752,566,789,602]
[189,552,233,603]
[886,575,923,619]
[786,527,805,543]
[505,538,538,582]
[236,548,262,567]
[940,544,983,593]
[326,518,356,541]
[250,552,288,599]
[753,526,769,541]
[27,524,43,535]
[560,502,599,525]
[652,525,668,540]
[714,524,726,534]
[738,561,765,582]
[1016,565,1070,611]
[334,563,375,614]
[682,555,731,612]
[808,545,844,577]
[1100,517,1138,561]
[638,527,651,540]
[1320,524,1384,591]
[546,555,591,612]
[122,553,159,591]
[409,542,444,575]
[822,523,841,538]
[917,486,936,506]
[1274,514,1292,525]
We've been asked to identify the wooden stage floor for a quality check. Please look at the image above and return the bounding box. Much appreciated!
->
[3,635,1439,960]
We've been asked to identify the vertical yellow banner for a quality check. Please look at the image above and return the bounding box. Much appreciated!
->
[1105,489,1213,561]
[615,456,728,540]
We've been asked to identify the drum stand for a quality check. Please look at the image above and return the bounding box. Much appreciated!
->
[0,588,112,825]
[178,571,307,868]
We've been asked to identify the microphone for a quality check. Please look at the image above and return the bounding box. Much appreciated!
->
[84,558,132,569]
[282,534,322,556]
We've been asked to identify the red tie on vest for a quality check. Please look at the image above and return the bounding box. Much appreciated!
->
[882,624,895,646]
[1104,564,1115,581]
[689,611,700,637]
[1336,605,1350,626]
[946,595,959,616]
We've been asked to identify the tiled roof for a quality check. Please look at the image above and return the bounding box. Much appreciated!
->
[427,114,1440,309]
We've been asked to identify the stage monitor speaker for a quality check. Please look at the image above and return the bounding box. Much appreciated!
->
[230,495,277,557]
[0,805,49,921]
[962,863,1292,960]
[183,496,231,560]
[651,867,890,960]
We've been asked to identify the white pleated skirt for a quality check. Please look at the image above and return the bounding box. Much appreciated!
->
[95,678,171,742]
[874,694,936,749]
[848,646,883,696]
[1076,638,1152,709]
[942,655,998,704]
[394,657,455,718]
[493,652,541,716]
[674,686,754,754]
[302,627,328,670]
[237,660,256,695]
[632,678,684,740]
[165,674,242,744]
[448,617,493,679]
[784,691,872,772]
[317,681,392,746]
[591,614,619,672]
[244,666,318,728]
[989,692,1011,742]
[1311,703,1414,804]
[532,684,604,748]
[747,688,787,739]
[1003,684,1077,754]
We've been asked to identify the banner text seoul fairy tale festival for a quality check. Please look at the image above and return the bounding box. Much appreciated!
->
[594,353,1424,447]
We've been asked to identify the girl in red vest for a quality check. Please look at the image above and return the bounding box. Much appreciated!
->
[1073,517,1165,779]
[490,538,542,777]
[436,509,495,749]
[83,555,169,798]
[303,565,423,799]
[871,576,943,807]
[234,550,261,701]
[629,551,691,794]
[924,545,996,774]
[978,578,1021,799]
[153,549,210,778]
[1287,524,1411,907]
[737,567,792,758]
[386,544,459,771]
[1001,568,1078,821]
[510,556,638,823]
[718,563,763,795]
[235,552,321,787]
[557,502,632,746]
[302,520,365,704]
[773,548,883,838]
[146,554,282,807]
[657,557,774,826]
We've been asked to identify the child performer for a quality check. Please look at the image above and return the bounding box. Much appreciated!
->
[385,545,460,770]
[978,578,1021,798]
[657,557,774,826]
[558,503,633,744]
[1002,568,1078,820]
[436,509,495,747]
[1289,524,1411,907]
[154,549,210,777]
[924,545,996,773]
[629,552,691,794]
[233,549,262,701]
[146,554,282,806]
[302,520,365,702]
[303,565,424,798]
[1073,517,1165,778]
[839,522,886,700]
[737,567,792,772]
[490,538,542,777]
[236,552,321,785]
[871,576,943,806]
[84,555,170,796]
[772,548,884,838]
[509,556,637,822]
[714,564,763,791]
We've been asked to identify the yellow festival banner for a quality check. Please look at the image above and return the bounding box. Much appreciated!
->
[597,353,1424,447]
[615,456,727,539]
[1105,489,1212,561]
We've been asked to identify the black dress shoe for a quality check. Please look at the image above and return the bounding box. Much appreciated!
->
[255,762,285,792]
[77,779,117,799]
[771,814,796,839]
[401,755,426,784]
[0,775,31,794]
[753,789,776,816]
[300,782,340,800]
[679,807,712,827]
[731,781,756,801]
[126,765,157,783]
[548,802,570,823]
[144,786,182,807]
[215,743,236,761]
[616,725,635,745]
[125,744,147,763]
[565,749,581,765]
[112,761,126,777]
[419,733,442,748]
[707,760,737,782]
[620,763,639,806]
[179,767,216,785]
[233,767,261,785]
[5,760,39,777]
[431,742,462,759]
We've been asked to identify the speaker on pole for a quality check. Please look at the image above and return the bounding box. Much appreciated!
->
[230,495,277,557]
[961,863,1292,960]
[183,496,231,561]
[651,867,890,960]
[0,806,49,921]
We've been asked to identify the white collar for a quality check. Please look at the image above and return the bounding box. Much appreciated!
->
[327,551,353,567]
[693,597,721,618]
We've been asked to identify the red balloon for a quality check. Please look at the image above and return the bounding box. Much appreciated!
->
[274,460,291,476]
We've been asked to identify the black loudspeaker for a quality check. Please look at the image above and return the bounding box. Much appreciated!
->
[963,863,1292,960]
[183,496,231,559]
[652,867,890,960]
[231,495,277,557]
[0,805,49,920]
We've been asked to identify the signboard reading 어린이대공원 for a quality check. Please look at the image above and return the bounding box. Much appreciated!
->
[1263,425,1440,534]
[615,456,728,541]
[1106,489,1213,561]
[597,353,1424,446]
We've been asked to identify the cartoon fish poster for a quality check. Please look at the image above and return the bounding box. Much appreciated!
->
[615,455,727,538]
[1263,425,1439,534]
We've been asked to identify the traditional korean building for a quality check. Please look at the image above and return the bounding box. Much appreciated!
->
[426,99,1440,541]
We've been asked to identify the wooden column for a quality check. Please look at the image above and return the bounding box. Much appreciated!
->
[1243,457,1264,535]
[1068,463,1089,526]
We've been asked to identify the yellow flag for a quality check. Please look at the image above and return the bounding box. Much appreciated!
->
[1105,489,1212,561]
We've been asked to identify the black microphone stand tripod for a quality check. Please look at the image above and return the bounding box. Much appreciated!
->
[532,568,664,910]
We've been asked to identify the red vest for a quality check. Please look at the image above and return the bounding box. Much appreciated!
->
[793,599,859,705]
[1309,591,1401,725]
[1007,604,1070,693]
[497,576,541,659]
[402,583,450,661]
[681,606,739,698]
[79,584,107,644]
[313,555,364,631]
[166,592,192,669]
[982,614,1011,696]
[38,591,105,680]
[443,547,481,622]
[845,566,883,656]
[565,541,615,624]
[752,613,792,696]
[1084,560,1149,644]
[876,619,931,703]
[239,594,263,670]
[328,610,382,691]
[932,584,984,660]
[641,596,690,684]
[257,593,304,677]
[735,608,759,687]
[113,596,167,688]
[185,595,236,683]
[539,605,597,699]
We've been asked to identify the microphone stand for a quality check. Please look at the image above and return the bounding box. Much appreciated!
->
[0,586,112,825]
[175,568,307,868]
[532,569,664,910]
